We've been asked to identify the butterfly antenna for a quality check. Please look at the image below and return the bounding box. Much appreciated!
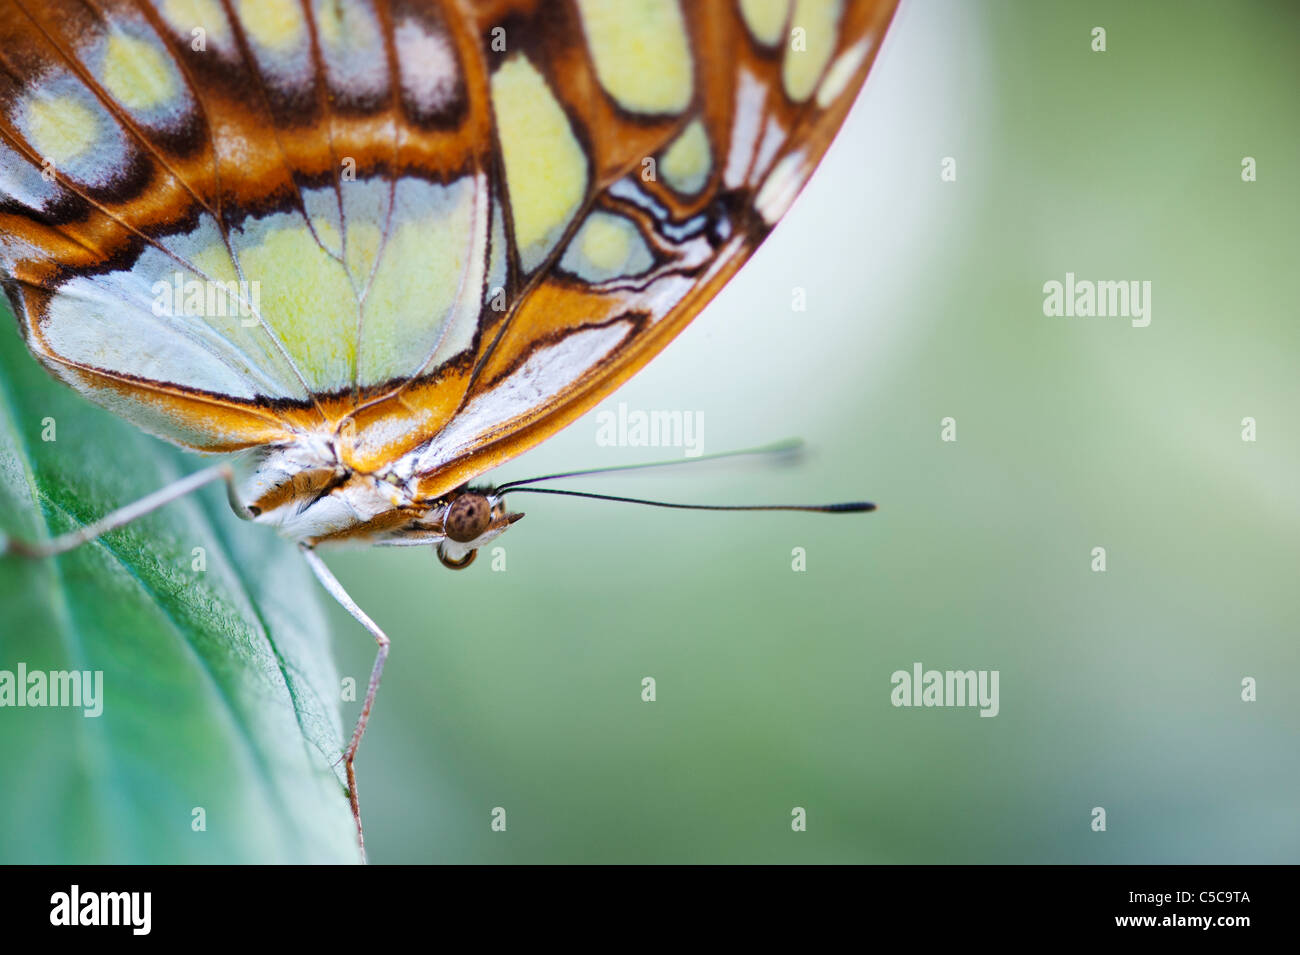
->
[498,486,875,514]
[494,438,806,493]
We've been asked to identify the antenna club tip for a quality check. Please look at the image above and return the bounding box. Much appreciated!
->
[833,501,876,513]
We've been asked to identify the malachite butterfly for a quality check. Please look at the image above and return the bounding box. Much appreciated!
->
[0,0,897,858]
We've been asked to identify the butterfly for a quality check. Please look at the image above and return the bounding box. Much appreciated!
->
[0,0,896,859]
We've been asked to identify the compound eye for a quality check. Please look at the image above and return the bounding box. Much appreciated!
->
[444,493,491,543]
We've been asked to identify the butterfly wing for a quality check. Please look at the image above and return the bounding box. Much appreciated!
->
[409,0,900,498]
[0,0,897,485]
[0,0,499,450]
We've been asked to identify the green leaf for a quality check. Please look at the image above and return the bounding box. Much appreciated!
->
[0,311,359,863]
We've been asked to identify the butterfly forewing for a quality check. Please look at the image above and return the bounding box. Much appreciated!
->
[0,0,898,497]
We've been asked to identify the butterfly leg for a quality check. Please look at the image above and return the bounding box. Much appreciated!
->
[299,544,389,865]
[0,463,247,558]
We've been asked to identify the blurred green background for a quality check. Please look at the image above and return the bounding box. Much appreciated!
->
[326,0,1300,863]
[4,0,1299,863]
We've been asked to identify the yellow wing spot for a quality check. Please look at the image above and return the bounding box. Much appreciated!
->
[784,0,843,103]
[308,217,340,251]
[660,119,711,195]
[344,221,383,288]
[191,242,241,285]
[101,33,177,111]
[160,0,231,43]
[740,0,790,47]
[23,96,97,164]
[580,214,631,270]
[575,0,693,115]
[315,0,345,47]
[237,0,305,50]
[561,211,653,283]
[491,56,588,272]
[359,185,476,386]
[237,224,357,390]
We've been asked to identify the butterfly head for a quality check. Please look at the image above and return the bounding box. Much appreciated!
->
[434,487,524,570]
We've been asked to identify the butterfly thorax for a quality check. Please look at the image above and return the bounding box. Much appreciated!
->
[234,433,517,563]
